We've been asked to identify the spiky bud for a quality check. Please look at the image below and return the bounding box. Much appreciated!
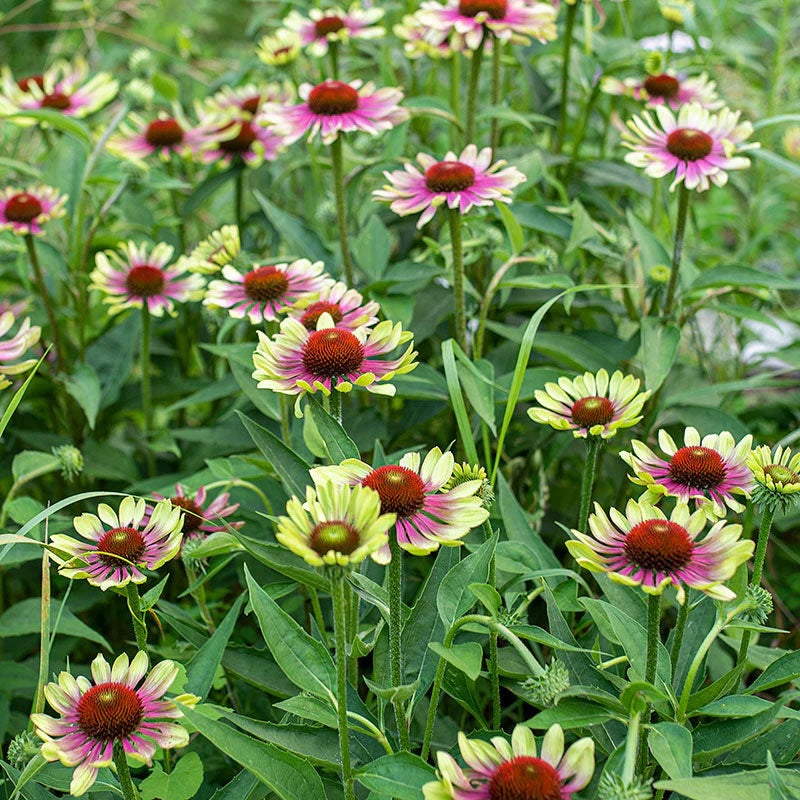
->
[443,463,494,509]
[123,78,154,110]
[741,584,773,625]
[520,659,570,706]
[598,772,653,800]
[52,445,83,481]
[128,48,154,77]
[7,731,40,770]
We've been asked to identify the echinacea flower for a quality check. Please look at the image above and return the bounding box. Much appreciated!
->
[181,225,241,275]
[31,651,195,796]
[197,113,284,168]
[310,447,488,563]
[204,258,331,324]
[50,497,184,590]
[423,723,594,800]
[284,3,385,56]
[373,144,526,228]
[747,445,800,514]
[395,14,455,58]
[252,313,418,407]
[262,79,408,145]
[277,482,395,567]
[150,483,243,542]
[527,369,650,440]
[201,82,294,118]
[602,71,721,111]
[0,185,66,236]
[621,427,753,516]
[0,310,41,391]
[623,103,759,192]
[256,30,302,66]
[91,241,205,317]
[107,110,214,163]
[288,280,380,331]
[568,500,753,603]
[418,0,557,51]
[0,58,118,120]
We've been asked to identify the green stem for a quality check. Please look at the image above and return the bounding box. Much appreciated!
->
[184,562,216,633]
[328,390,342,424]
[330,136,355,286]
[663,183,691,317]
[555,3,578,154]
[449,56,462,149]
[234,169,245,232]
[346,582,359,684]
[490,35,502,151]
[483,519,500,730]
[309,586,330,647]
[464,34,486,146]
[113,741,139,800]
[279,393,292,445]
[567,80,602,179]
[448,208,467,353]
[577,437,601,534]
[738,506,775,665]
[670,599,689,678]
[141,305,155,476]
[329,41,340,80]
[25,234,65,371]
[125,583,148,653]
[388,536,410,750]
[331,572,355,800]
[32,545,51,718]
[638,593,661,771]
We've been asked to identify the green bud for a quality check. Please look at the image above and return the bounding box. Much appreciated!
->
[52,445,83,481]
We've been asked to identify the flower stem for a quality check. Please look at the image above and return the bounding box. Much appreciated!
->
[140,305,155,477]
[663,183,691,317]
[490,35,502,151]
[464,34,486,146]
[330,135,355,287]
[113,741,138,800]
[32,542,51,718]
[670,599,689,678]
[125,582,148,653]
[449,56,462,149]
[331,572,355,800]
[279,393,292,445]
[483,519,500,730]
[346,582,360,684]
[388,536,410,750]
[447,208,468,353]
[328,390,342,424]
[234,169,245,232]
[329,42,340,80]
[555,3,579,154]
[738,506,775,665]
[638,593,661,771]
[577,437,601,534]
[24,234,65,371]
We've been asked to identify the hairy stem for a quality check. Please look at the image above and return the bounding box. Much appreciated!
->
[663,183,691,317]
[448,208,467,353]
[464,34,486,146]
[577,437,601,534]
[25,234,65,371]
[330,135,355,286]
[638,593,661,771]
[141,305,155,476]
[113,741,138,800]
[388,536,410,750]
[331,572,355,800]
[555,3,578,154]
[738,506,775,665]
[670,599,689,678]
[125,582,148,653]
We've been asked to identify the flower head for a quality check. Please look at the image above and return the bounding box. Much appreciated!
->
[256,30,302,66]
[91,241,205,317]
[201,82,294,118]
[443,463,494,509]
[623,103,759,192]
[284,3,385,56]
[0,185,67,236]
[31,651,194,796]
[602,71,721,111]
[418,0,557,51]
[107,110,214,163]
[0,58,117,120]
[51,497,184,590]
[621,427,753,515]
[423,724,594,800]
[528,369,650,440]
[262,79,408,145]
[181,225,241,275]
[288,280,380,331]
[252,313,417,408]
[374,144,525,228]
[150,483,243,542]
[204,258,331,324]
[197,112,285,168]
[311,447,488,563]
[747,445,800,514]
[568,500,753,603]
[0,310,41,391]
[395,13,455,59]
[277,482,395,567]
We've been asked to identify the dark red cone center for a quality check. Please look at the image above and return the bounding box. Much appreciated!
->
[315,15,346,36]
[219,120,257,153]
[643,73,681,99]
[301,301,344,331]
[145,118,185,147]
[77,682,144,740]
[666,128,713,161]
[424,161,476,192]
[170,496,205,534]
[624,519,694,573]
[96,526,146,566]
[301,328,364,378]
[362,465,426,518]
[668,446,726,490]
[241,95,261,114]
[125,265,165,297]
[488,756,563,800]
[308,81,359,115]
[243,266,290,302]
[459,0,508,19]
[18,74,45,92]
[570,396,615,428]
[41,91,71,110]
[5,193,43,222]
[309,521,361,556]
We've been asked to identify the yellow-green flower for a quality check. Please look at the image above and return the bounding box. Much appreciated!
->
[276,482,396,567]
[747,445,800,514]
[181,225,241,275]
[256,30,301,67]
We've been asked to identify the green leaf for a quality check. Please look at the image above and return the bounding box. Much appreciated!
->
[8,109,91,146]
[181,704,326,800]
[151,71,180,102]
[63,363,101,429]
[627,210,671,268]
[468,583,502,615]
[140,575,170,611]
[752,148,800,179]
[355,753,436,800]
[11,450,59,483]
[363,675,420,703]
[0,597,110,650]
[767,752,793,800]
[437,532,497,629]
[236,411,311,498]
[441,339,479,464]
[235,533,328,591]
[746,650,800,694]
[429,641,484,681]
[497,202,524,253]
[244,566,335,700]
[692,702,784,758]
[352,214,391,280]
[689,265,799,291]
[0,349,48,440]
[649,722,693,779]
[640,318,681,393]
[254,190,330,264]
[306,398,360,461]
[139,752,204,800]
[526,698,619,730]
[654,769,800,800]
[454,349,496,435]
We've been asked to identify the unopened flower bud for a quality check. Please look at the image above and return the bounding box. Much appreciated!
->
[520,659,570,706]
[52,445,83,481]
[598,772,653,800]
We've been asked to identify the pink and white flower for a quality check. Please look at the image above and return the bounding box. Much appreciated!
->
[311,447,488,563]
[603,71,722,111]
[288,281,380,331]
[418,0,557,51]
[0,185,66,236]
[423,723,594,800]
[91,241,205,317]
[0,309,41,391]
[204,258,331,324]
[623,102,759,192]
[107,110,214,163]
[149,483,243,542]
[197,114,285,168]
[201,82,294,117]
[373,144,526,228]
[262,79,408,145]
[31,651,194,796]
[284,3,385,57]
